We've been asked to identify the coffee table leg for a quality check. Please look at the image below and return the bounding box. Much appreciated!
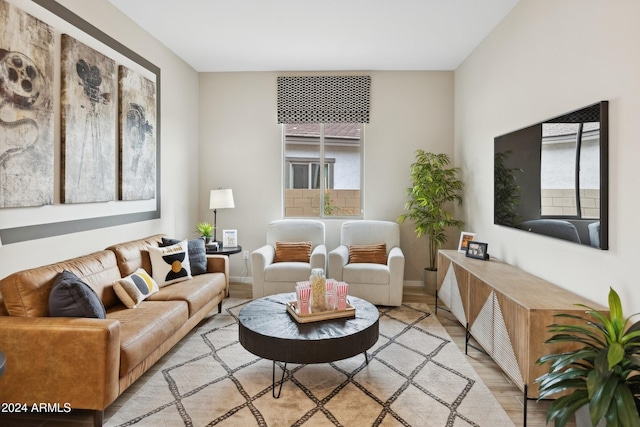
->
[272,361,287,398]
[364,351,370,364]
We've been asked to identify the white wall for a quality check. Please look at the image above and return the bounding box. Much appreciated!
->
[455,0,640,312]
[0,0,199,279]
[198,71,454,283]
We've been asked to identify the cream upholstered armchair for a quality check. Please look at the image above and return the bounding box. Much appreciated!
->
[328,220,404,306]
[251,219,326,299]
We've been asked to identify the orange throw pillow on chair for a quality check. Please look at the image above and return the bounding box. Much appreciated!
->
[349,243,387,264]
[273,241,312,263]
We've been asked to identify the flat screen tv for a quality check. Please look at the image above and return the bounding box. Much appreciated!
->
[494,101,608,249]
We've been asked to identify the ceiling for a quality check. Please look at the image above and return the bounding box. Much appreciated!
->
[108,0,520,73]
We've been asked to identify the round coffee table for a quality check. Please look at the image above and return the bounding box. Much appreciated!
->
[238,293,379,397]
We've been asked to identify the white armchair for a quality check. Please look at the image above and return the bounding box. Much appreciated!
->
[251,219,326,299]
[328,220,404,306]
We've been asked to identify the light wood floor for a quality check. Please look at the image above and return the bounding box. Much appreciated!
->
[0,283,571,426]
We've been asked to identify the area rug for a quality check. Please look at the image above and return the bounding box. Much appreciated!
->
[105,298,515,427]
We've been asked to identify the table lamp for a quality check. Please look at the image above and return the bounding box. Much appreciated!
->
[209,189,235,242]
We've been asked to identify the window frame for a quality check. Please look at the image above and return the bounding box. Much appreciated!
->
[282,123,364,219]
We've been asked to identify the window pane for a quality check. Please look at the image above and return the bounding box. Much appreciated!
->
[284,123,362,218]
[291,164,309,189]
[324,123,361,217]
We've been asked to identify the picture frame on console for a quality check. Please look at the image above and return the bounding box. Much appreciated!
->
[466,241,489,260]
[458,232,476,253]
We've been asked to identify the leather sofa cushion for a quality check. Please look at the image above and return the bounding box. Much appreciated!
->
[107,300,188,377]
[0,250,121,317]
[106,234,165,278]
[147,272,226,317]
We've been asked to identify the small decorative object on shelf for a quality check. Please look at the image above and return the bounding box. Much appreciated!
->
[196,221,214,243]
[458,231,476,254]
[465,241,489,260]
[222,229,237,247]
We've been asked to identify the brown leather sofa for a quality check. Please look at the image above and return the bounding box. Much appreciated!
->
[0,234,228,426]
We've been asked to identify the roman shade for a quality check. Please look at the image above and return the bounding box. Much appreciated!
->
[277,76,370,124]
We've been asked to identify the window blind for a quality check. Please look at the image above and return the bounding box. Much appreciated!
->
[277,76,370,124]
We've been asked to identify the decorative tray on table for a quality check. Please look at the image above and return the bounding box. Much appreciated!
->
[286,301,356,324]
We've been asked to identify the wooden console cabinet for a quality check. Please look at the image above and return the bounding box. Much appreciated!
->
[437,250,606,401]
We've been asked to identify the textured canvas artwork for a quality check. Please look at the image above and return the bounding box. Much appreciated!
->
[61,34,116,203]
[118,66,156,201]
[0,0,54,208]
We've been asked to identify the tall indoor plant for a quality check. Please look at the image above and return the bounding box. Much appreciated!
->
[536,288,640,427]
[397,150,464,276]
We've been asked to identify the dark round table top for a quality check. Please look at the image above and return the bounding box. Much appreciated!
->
[238,293,379,364]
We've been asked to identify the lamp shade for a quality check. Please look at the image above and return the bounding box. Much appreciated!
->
[209,189,235,210]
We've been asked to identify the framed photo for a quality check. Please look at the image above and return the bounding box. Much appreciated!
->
[466,241,489,260]
[222,229,237,248]
[458,232,476,253]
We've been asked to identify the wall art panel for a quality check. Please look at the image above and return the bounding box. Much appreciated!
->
[0,0,54,208]
[61,34,116,203]
[118,65,156,201]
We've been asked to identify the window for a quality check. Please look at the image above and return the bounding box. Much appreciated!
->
[284,123,362,218]
[287,160,334,189]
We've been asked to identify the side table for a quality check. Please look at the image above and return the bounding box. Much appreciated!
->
[206,244,242,256]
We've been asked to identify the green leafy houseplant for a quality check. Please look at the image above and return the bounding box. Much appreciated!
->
[536,288,640,427]
[397,150,464,270]
[195,221,214,239]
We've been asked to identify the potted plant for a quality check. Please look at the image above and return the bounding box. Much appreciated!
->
[195,221,214,243]
[397,150,464,293]
[536,287,640,427]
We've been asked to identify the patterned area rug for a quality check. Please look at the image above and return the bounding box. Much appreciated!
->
[105,298,515,427]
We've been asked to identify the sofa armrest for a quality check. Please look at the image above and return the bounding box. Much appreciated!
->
[310,244,327,271]
[328,245,349,281]
[250,245,275,299]
[206,254,229,296]
[0,316,121,411]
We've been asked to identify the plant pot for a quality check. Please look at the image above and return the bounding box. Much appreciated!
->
[423,268,437,296]
[575,405,605,427]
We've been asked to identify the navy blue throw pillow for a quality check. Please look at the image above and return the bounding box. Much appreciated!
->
[49,270,106,319]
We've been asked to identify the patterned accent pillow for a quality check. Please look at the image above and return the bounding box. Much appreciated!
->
[114,268,159,308]
[349,243,387,265]
[161,237,207,276]
[273,241,312,263]
[49,270,106,318]
[148,240,192,287]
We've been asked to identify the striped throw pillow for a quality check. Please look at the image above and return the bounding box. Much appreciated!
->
[349,243,387,265]
[273,241,312,263]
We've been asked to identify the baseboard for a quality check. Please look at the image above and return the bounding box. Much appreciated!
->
[403,280,424,288]
[230,277,252,284]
